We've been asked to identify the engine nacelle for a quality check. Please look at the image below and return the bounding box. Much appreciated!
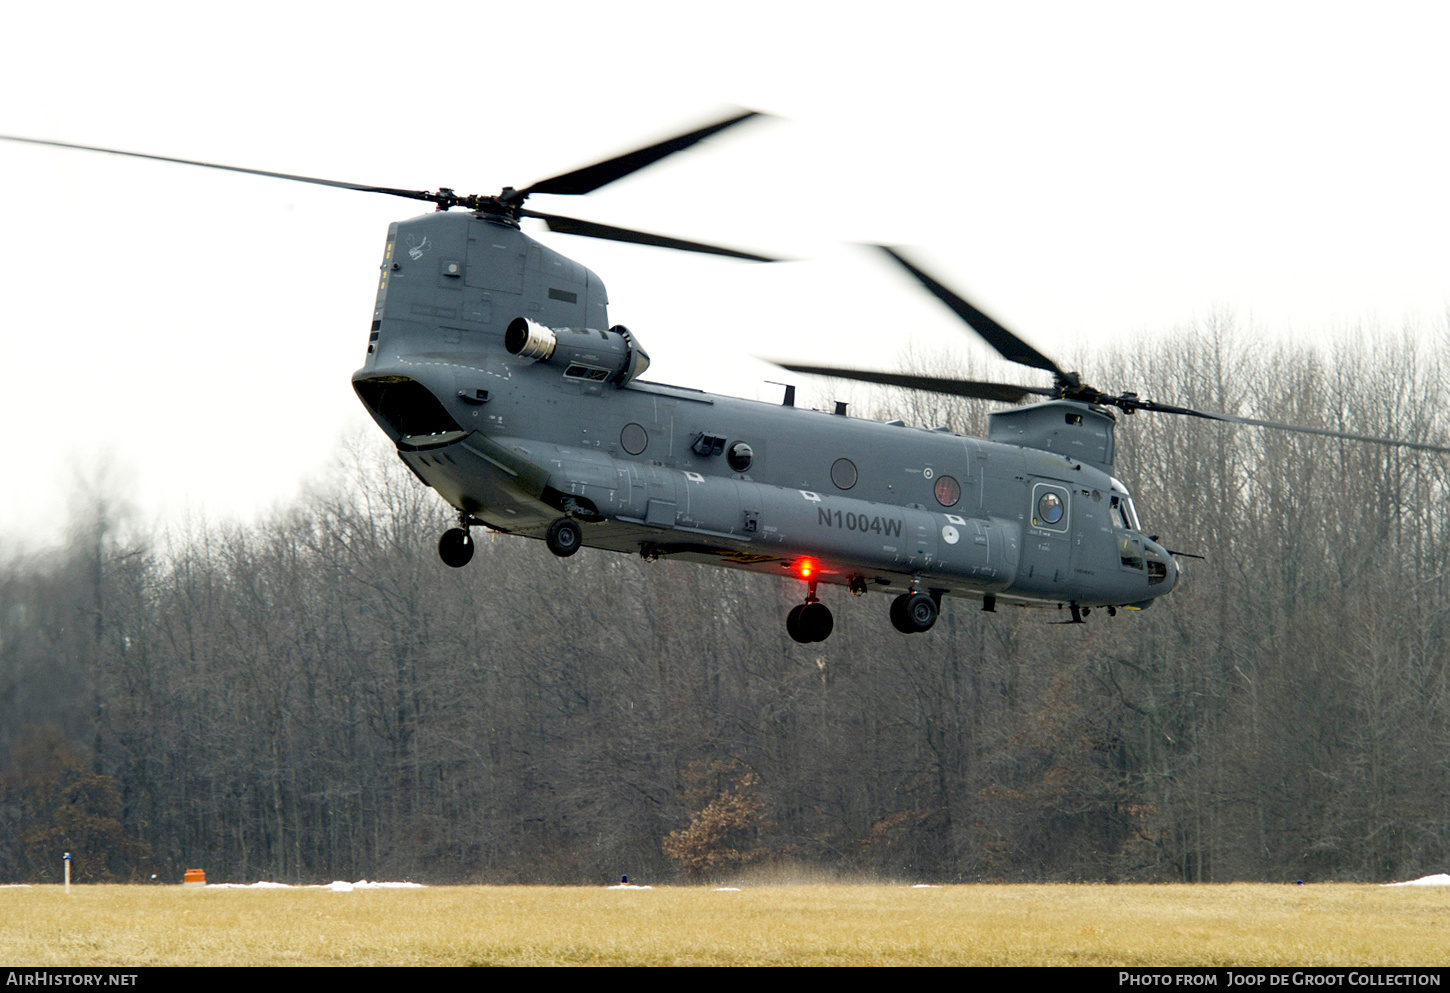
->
[505,317,651,386]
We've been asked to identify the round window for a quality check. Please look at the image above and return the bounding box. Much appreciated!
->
[727,441,753,472]
[1037,491,1064,525]
[620,423,648,455]
[934,475,961,507]
[830,458,858,490]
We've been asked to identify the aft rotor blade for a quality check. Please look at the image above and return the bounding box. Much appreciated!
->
[517,109,764,199]
[0,133,445,205]
[775,363,1051,404]
[876,245,1066,380]
[523,209,778,261]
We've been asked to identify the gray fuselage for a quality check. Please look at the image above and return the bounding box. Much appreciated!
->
[352,211,1178,612]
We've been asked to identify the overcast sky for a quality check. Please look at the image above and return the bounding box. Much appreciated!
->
[4,2,1448,549]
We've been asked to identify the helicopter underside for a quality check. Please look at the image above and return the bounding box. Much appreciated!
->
[393,427,1158,625]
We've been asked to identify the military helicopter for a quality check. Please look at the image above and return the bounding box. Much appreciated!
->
[6,113,1448,644]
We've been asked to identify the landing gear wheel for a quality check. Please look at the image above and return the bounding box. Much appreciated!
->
[438,528,474,568]
[787,601,834,643]
[889,594,908,632]
[786,604,807,642]
[801,601,833,642]
[890,592,938,633]
[546,518,583,557]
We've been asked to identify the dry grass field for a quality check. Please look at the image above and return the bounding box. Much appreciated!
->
[2,881,1447,966]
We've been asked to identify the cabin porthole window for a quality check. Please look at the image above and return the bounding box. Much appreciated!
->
[831,458,858,490]
[620,423,648,455]
[934,475,961,507]
[727,441,754,472]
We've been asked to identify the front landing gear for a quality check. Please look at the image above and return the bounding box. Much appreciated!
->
[787,601,833,644]
[438,527,475,568]
[786,577,834,644]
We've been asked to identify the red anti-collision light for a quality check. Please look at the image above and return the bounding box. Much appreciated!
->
[797,558,816,579]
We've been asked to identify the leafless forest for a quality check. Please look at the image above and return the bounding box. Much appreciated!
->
[3,325,1448,885]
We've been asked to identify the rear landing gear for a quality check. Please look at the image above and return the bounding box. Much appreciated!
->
[546,517,583,557]
[890,591,938,634]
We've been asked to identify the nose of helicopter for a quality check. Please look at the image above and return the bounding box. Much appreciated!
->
[1146,538,1179,597]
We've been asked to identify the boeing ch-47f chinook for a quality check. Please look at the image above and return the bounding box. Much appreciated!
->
[7,112,1447,644]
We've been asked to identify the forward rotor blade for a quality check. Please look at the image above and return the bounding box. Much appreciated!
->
[1124,399,1226,419]
[523,209,777,261]
[1206,413,1450,455]
[1107,393,1450,454]
[775,363,1051,404]
[0,134,444,205]
[780,359,1450,454]
[876,245,1066,380]
[518,109,764,199]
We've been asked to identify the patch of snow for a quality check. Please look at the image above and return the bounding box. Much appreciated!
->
[1385,873,1450,887]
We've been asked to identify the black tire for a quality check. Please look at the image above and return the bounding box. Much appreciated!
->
[889,593,913,633]
[438,528,474,568]
[903,592,938,632]
[891,592,937,633]
[800,601,834,642]
[546,518,583,557]
[786,603,809,643]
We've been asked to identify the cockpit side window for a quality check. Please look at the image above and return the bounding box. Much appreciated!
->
[1109,477,1143,531]
[1111,496,1131,530]
[1110,494,1142,531]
